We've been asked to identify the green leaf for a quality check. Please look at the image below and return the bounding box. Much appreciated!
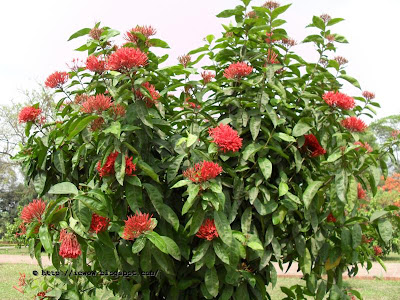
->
[189,206,206,236]
[213,239,230,264]
[68,115,98,140]
[265,225,274,246]
[271,4,291,19]
[145,231,168,254]
[148,38,170,48]
[271,237,281,258]
[303,181,323,209]
[258,158,272,181]
[339,74,361,89]
[335,170,347,203]
[272,206,287,225]
[316,281,326,300]
[191,241,210,263]
[75,195,106,215]
[161,236,181,261]
[247,235,264,251]
[327,150,342,163]
[48,182,79,195]
[205,267,219,297]
[327,18,345,26]
[241,207,252,234]
[171,179,191,189]
[250,116,261,140]
[347,175,357,208]
[312,16,325,30]
[274,132,296,143]
[126,184,143,212]
[187,133,198,148]
[300,248,312,275]
[242,143,263,161]
[54,150,66,174]
[103,121,121,137]
[137,160,160,183]
[114,153,126,186]
[182,184,200,214]
[217,7,243,18]
[214,210,233,246]
[352,224,362,249]
[265,104,278,127]
[378,219,393,244]
[370,210,388,222]
[39,226,53,254]
[279,182,289,197]
[293,119,312,136]
[132,236,147,254]
[167,154,186,183]
[68,28,91,41]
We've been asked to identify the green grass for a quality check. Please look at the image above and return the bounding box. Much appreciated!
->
[266,277,400,300]
[0,264,38,300]
[0,247,29,255]
[382,252,400,263]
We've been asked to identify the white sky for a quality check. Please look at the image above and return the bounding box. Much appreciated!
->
[1,0,399,121]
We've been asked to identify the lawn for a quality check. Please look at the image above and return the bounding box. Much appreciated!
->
[0,264,38,300]
[0,246,29,255]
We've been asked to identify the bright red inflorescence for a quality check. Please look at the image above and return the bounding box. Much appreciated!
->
[327,212,337,223]
[223,62,253,80]
[201,71,215,84]
[362,91,375,100]
[111,103,126,118]
[81,94,113,114]
[373,245,383,256]
[266,49,279,65]
[97,151,136,177]
[208,123,243,153]
[341,117,368,132]
[322,91,355,110]
[123,212,155,240]
[86,55,106,73]
[183,161,223,183]
[45,71,69,89]
[362,235,373,244]
[303,134,326,157]
[21,199,46,224]
[196,219,219,241]
[18,106,42,123]
[357,183,366,199]
[59,229,82,259]
[354,141,373,153]
[107,47,148,71]
[90,213,110,233]
[125,156,137,176]
[135,82,160,107]
[124,25,157,46]
[37,291,47,300]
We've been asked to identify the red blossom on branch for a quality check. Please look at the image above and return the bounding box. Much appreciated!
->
[373,245,382,256]
[81,94,113,114]
[341,117,367,132]
[124,25,157,46]
[107,47,148,71]
[263,1,280,10]
[125,156,137,176]
[90,213,110,233]
[135,82,160,107]
[89,27,103,40]
[12,272,26,294]
[123,212,155,240]
[357,183,366,199]
[18,106,42,123]
[362,91,375,100]
[223,62,253,79]
[86,55,106,73]
[45,71,69,88]
[201,71,215,84]
[183,161,223,183]
[90,117,105,131]
[362,235,373,244]
[322,91,355,110]
[97,152,136,177]
[111,103,126,118]
[59,229,82,259]
[303,134,326,157]
[354,141,373,153]
[196,219,219,241]
[21,199,46,224]
[208,123,243,153]
[327,212,337,223]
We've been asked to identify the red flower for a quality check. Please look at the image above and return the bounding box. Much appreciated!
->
[81,94,113,114]
[37,292,47,300]
[183,161,223,183]
[107,47,148,71]
[354,141,373,153]
[16,222,27,236]
[178,54,191,68]
[18,106,42,123]
[362,235,373,244]
[362,91,375,100]
[90,213,110,233]
[196,219,219,241]
[135,82,160,107]
[90,117,105,131]
[45,71,69,88]
[208,123,243,153]
[266,49,279,65]
[223,62,253,79]
[303,134,326,157]
[327,212,336,223]
[12,272,26,294]
[86,55,105,73]
[123,212,155,240]
[322,91,355,110]
[357,183,366,199]
[125,156,137,176]
[263,1,280,10]
[97,152,136,177]
[341,117,367,132]
[124,25,157,46]
[89,27,103,40]
[201,71,215,84]
[265,32,277,44]
[373,245,382,256]
[111,104,126,118]
[21,199,46,224]
[391,130,400,138]
[59,229,81,259]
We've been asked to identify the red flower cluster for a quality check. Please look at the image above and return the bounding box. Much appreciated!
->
[265,32,277,44]
[86,55,105,73]
[135,82,160,107]
[196,219,219,241]
[123,212,154,240]
[90,213,110,233]
[111,103,126,118]
[354,141,373,153]
[59,229,81,259]
[362,235,373,244]
[15,222,27,237]
[208,123,243,153]
[266,49,279,65]
[263,0,280,10]
[303,134,326,157]
[91,117,105,131]
[12,272,26,294]
[124,25,157,46]
[97,151,137,177]
[18,106,42,123]
[37,292,47,300]
[322,91,355,110]
[21,199,46,224]
[81,94,113,114]
[341,117,367,132]
[45,71,69,88]
[107,47,148,71]
[183,161,223,183]
[373,245,382,256]
[201,71,215,84]
[223,62,253,79]
[327,212,336,223]
[178,54,191,68]
[362,91,375,100]
[357,183,366,199]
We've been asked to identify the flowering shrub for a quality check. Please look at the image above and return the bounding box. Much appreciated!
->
[13,0,400,299]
